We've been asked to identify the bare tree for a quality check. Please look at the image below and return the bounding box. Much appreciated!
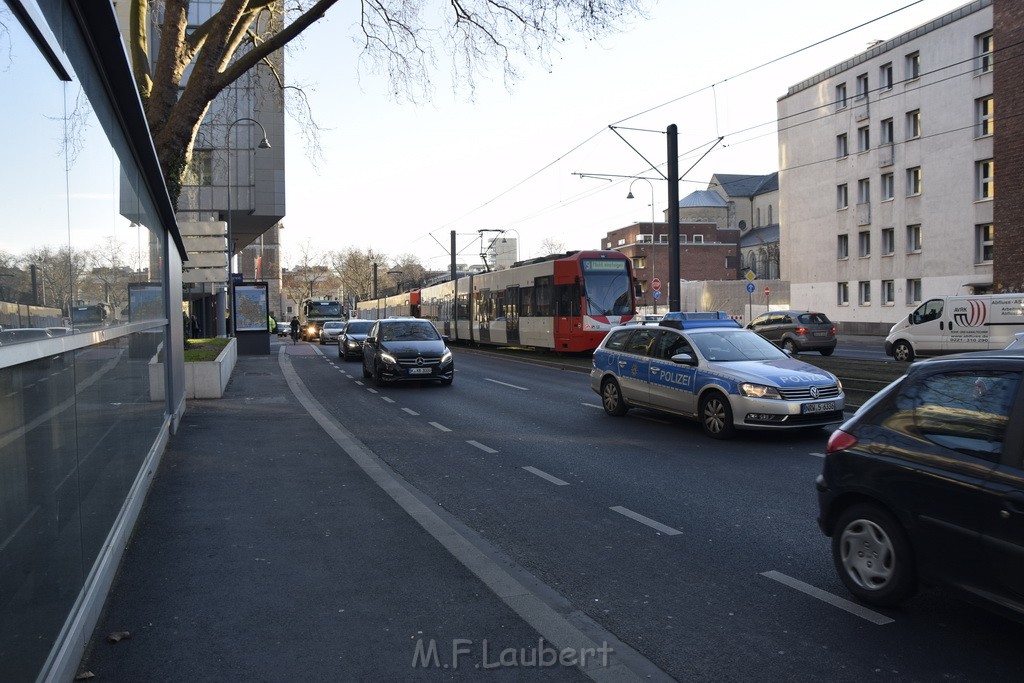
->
[126,0,646,205]
[22,246,91,315]
[328,247,382,304]
[85,237,136,321]
[287,238,335,299]
[538,237,566,256]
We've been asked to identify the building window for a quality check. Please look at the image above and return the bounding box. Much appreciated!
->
[617,238,626,246]
[632,256,647,270]
[881,173,894,200]
[836,82,847,109]
[183,149,213,186]
[857,178,871,204]
[691,234,704,244]
[977,32,994,73]
[882,227,895,255]
[856,73,869,99]
[768,205,773,224]
[756,208,761,226]
[838,282,849,306]
[907,224,922,253]
[907,278,922,304]
[880,118,894,145]
[906,109,921,139]
[976,223,994,263]
[906,167,922,196]
[859,281,871,305]
[977,159,994,199]
[837,184,848,210]
[976,96,994,137]
[837,234,849,260]
[880,62,893,90]
[882,280,895,305]
[858,230,871,258]
[905,51,920,80]
[858,125,870,152]
[836,133,848,158]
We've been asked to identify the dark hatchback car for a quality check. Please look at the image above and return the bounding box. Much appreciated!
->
[747,310,836,355]
[362,318,454,386]
[816,349,1024,621]
[338,319,375,361]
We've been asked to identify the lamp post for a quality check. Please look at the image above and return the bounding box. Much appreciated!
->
[223,117,271,336]
[627,178,658,313]
[499,228,521,265]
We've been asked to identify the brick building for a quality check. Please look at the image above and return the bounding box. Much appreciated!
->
[993,0,1024,291]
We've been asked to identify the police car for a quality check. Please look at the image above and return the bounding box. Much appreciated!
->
[590,313,845,439]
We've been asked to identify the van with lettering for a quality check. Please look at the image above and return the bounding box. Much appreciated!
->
[885,294,1024,361]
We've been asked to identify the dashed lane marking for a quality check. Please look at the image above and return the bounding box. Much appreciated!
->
[430,422,451,432]
[468,440,498,453]
[610,506,682,536]
[402,408,419,416]
[809,452,825,458]
[760,571,894,625]
[485,378,528,391]
[367,388,379,394]
[523,466,569,486]
[381,397,395,403]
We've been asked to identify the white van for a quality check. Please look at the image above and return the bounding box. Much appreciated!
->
[885,294,1024,361]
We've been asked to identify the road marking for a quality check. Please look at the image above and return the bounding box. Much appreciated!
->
[582,403,603,409]
[808,452,825,458]
[355,381,365,386]
[523,466,569,486]
[468,440,498,453]
[486,378,528,391]
[760,570,894,625]
[430,422,451,432]
[366,388,379,394]
[402,408,419,416]
[381,397,395,403]
[610,506,682,536]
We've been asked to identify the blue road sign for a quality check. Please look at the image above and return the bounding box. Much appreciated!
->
[746,282,756,294]
[653,290,661,299]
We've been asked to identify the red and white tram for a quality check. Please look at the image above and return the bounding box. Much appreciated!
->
[355,250,636,352]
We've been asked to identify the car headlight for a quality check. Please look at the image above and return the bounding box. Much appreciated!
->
[307,326,317,334]
[740,383,782,399]
[379,352,398,365]
[441,348,453,364]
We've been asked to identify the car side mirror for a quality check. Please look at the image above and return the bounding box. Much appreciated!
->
[442,335,450,343]
[366,336,377,344]
[670,352,698,366]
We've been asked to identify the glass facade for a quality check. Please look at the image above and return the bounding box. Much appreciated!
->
[0,2,175,679]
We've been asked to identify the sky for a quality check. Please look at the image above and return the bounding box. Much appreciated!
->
[280,0,970,271]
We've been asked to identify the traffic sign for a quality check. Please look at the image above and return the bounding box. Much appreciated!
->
[745,271,756,282]
[746,282,755,294]
[764,286,771,296]
[652,277,662,291]
[653,290,661,300]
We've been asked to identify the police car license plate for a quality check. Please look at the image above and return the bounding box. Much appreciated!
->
[409,367,432,375]
[802,401,835,414]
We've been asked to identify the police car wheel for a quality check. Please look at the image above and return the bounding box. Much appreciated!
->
[601,378,629,417]
[700,391,735,439]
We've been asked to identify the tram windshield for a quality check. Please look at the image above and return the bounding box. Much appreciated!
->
[581,259,633,316]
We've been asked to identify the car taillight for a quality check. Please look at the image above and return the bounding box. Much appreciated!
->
[830,326,836,335]
[826,428,857,454]
[796,327,807,335]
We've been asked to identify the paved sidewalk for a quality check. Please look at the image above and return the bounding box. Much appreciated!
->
[80,341,656,681]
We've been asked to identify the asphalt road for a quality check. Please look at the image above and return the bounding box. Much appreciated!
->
[291,342,1022,681]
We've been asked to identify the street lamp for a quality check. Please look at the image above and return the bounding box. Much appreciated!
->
[628,178,658,313]
[223,116,271,336]
[499,228,521,264]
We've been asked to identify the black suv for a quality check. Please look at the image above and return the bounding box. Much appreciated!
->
[747,310,836,355]
[816,349,1024,621]
[362,318,454,386]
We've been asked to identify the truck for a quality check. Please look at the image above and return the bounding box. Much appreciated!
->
[298,298,343,341]
[885,293,1024,361]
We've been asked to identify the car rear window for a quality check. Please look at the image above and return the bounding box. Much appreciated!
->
[798,313,831,324]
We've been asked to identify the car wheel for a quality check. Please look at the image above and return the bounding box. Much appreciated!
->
[820,348,834,356]
[832,503,917,607]
[699,391,735,439]
[600,378,630,416]
[374,361,387,387]
[893,340,914,362]
[782,339,798,354]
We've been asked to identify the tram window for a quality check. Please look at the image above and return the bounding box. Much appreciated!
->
[555,284,581,317]
[520,286,535,316]
[534,276,554,316]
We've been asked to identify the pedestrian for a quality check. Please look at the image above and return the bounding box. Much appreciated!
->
[268,313,276,335]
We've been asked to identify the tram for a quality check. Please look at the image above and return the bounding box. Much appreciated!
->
[355,250,636,352]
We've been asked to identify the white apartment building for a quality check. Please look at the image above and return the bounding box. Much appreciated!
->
[778,0,994,334]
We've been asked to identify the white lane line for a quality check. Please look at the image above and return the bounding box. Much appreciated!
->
[485,378,528,391]
[366,388,379,394]
[582,403,603,409]
[610,506,682,536]
[468,440,498,453]
[381,397,395,403]
[809,452,825,458]
[523,466,569,486]
[430,422,451,432]
[402,408,419,416]
[760,570,894,625]
[355,381,365,386]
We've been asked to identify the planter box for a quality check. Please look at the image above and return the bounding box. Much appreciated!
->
[150,338,237,400]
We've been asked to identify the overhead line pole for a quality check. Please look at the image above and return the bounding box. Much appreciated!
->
[667,124,680,313]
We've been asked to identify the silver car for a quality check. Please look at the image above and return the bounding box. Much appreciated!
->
[318,320,346,344]
[591,318,845,439]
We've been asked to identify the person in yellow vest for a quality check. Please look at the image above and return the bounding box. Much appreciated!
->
[268,314,276,335]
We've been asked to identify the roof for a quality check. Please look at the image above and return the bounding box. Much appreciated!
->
[678,190,729,209]
[740,224,780,248]
[711,173,779,198]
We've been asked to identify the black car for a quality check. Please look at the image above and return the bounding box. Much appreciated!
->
[338,319,375,361]
[816,349,1024,621]
[362,318,454,386]
[747,310,836,355]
